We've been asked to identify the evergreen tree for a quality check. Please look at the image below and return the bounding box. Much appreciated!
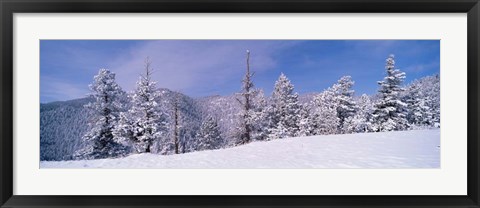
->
[297,104,313,137]
[427,75,440,127]
[403,74,440,127]
[343,94,374,133]
[249,90,269,141]
[311,88,340,135]
[372,54,408,131]
[113,111,136,148]
[114,57,168,153]
[332,76,357,133]
[197,116,223,151]
[309,76,357,134]
[267,73,301,139]
[404,84,433,127]
[76,69,127,159]
[267,122,289,140]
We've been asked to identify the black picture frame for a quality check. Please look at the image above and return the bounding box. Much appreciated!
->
[1,0,479,207]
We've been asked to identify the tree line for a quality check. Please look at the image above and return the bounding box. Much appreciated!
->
[74,53,440,160]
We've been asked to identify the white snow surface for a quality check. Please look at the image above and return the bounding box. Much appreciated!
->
[40,129,440,169]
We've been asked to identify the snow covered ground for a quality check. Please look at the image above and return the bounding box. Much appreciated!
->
[40,129,440,169]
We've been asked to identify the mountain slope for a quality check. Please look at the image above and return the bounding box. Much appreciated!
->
[40,97,94,161]
[40,89,205,160]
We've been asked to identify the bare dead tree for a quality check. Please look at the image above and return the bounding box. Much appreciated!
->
[172,93,180,154]
[236,50,255,144]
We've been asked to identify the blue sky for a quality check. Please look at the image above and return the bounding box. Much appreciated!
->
[40,40,440,103]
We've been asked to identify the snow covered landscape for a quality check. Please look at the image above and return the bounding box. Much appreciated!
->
[40,40,440,168]
[40,129,440,168]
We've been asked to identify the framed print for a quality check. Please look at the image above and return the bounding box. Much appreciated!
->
[1,0,479,207]
[38,39,442,169]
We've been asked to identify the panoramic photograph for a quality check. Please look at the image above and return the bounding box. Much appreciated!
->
[39,40,440,168]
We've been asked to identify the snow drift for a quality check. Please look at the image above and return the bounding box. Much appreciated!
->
[40,129,439,169]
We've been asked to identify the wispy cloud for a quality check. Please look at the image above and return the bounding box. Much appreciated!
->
[40,40,440,103]
[350,40,400,56]
[403,60,440,74]
[40,75,89,103]
[106,40,301,97]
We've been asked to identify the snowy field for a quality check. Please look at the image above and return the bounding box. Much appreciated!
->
[40,129,440,169]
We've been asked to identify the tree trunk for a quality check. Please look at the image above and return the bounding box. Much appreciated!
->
[243,50,252,144]
[173,95,180,154]
[146,143,151,153]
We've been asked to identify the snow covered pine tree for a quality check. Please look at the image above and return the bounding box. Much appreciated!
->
[372,54,408,132]
[311,88,340,135]
[197,116,223,151]
[308,76,358,135]
[404,83,433,128]
[267,73,302,139]
[403,74,440,128]
[297,104,314,137]
[332,76,357,133]
[343,94,374,133]
[114,57,168,153]
[75,69,128,159]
